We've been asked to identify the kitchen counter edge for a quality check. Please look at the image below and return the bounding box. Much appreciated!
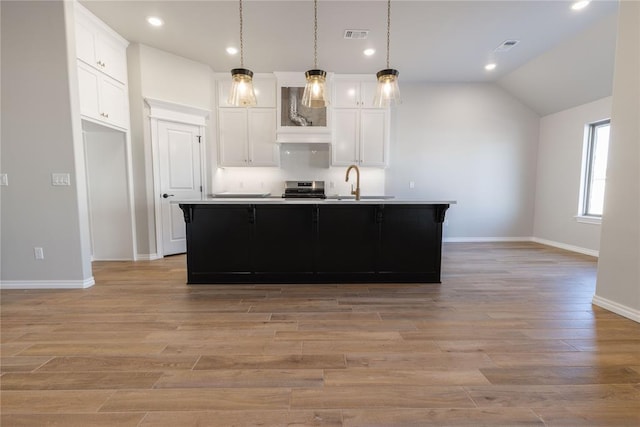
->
[173,199,457,205]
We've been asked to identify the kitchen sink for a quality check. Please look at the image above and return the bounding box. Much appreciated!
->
[327,195,395,200]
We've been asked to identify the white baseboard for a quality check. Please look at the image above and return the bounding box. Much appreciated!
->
[135,253,162,261]
[443,236,599,258]
[592,295,640,323]
[0,277,95,290]
[443,237,532,243]
[531,237,599,257]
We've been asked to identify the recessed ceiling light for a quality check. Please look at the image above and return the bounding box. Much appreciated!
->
[363,48,375,56]
[146,16,164,27]
[485,63,497,71]
[571,1,590,11]
[226,47,238,55]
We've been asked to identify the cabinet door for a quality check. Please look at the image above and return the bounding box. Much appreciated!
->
[77,63,101,121]
[360,80,379,108]
[253,78,277,108]
[218,108,249,166]
[100,75,128,129]
[379,205,441,276]
[316,205,379,278]
[248,109,278,166]
[333,79,361,108]
[75,19,98,67]
[252,205,315,278]
[359,109,388,167]
[96,33,128,84]
[186,205,253,282]
[332,109,359,165]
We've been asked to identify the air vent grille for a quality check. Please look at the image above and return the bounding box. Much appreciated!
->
[344,30,369,40]
[494,39,520,52]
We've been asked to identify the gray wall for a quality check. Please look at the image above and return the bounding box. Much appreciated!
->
[1,1,92,285]
[595,1,640,322]
[533,97,612,254]
[127,44,212,258]
[385,83,540,239]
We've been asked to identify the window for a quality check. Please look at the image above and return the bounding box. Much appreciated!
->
[580,119,610,218]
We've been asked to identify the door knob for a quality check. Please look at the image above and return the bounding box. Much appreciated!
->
[162,193,174,199]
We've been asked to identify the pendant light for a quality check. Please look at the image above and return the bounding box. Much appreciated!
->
[373,0,401,107]
[228,0,257,107]
[301,0,329,108]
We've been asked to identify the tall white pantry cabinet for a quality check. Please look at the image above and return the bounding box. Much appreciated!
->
[332,76,390,167]
[74,3,137,261]
[216,76,279,167]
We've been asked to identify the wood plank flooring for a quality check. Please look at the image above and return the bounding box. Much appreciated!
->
[2,242,640,426]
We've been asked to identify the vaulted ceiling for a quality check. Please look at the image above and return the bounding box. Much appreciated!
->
[80,0,619,115]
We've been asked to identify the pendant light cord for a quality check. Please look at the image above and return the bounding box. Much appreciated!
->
[313,0,318,69]
[239,0,245,68]
[386,0,391,68]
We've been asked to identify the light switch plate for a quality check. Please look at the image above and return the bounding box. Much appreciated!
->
[0,174,7,186]
[52,173,71,186]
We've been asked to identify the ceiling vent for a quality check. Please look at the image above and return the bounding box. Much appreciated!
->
[494,39,520,52]
[344,29,369,40]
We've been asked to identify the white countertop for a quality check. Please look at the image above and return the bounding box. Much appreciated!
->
[173,198,456,205]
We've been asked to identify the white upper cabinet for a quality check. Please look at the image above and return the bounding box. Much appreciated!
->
[332,109,388,167]
[218,108,278,167]
[75,4,128,84]
[217,76,277,108]
[75,3,130,130]
[333,78,379,109]
[216,74,278,167]
[78,62,128,129]
[332,75,389,167]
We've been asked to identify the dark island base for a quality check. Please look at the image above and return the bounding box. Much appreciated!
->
[188,271,441,285]
[180,203,449,284]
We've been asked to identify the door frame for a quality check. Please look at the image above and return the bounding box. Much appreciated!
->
[146,98,209,258]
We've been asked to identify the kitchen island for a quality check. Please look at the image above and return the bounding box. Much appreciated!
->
[178,199,454,284]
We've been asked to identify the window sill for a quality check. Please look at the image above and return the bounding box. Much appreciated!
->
[575,215,602,225]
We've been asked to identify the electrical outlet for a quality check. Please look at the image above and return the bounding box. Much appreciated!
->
[34,247,44,260]
[409,181,415,189]
[0,173,8,186]
[329,181,335,189]
[51,173,71,186]
[239,181,244,189]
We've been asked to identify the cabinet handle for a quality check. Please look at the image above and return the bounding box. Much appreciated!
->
[100,112,109,118]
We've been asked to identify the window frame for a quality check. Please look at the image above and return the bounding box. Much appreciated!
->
[577,119,610,223]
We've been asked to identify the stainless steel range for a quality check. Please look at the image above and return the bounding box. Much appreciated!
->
[282,181,326,199]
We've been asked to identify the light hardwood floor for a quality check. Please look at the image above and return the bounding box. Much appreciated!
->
[2,242,640,426]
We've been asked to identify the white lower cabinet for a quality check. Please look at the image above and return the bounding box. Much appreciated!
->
[332,108,388,167]
[218,108,278,166]
[78,62,128,129]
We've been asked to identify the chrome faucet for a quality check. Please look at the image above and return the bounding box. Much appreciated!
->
[345,164,361,200]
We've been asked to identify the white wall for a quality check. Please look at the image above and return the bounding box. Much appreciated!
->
[385,83,540,239]
[127,44,212,258]
[533,97,612,255]
[0,0,92,287]
[498,13,617,116]
[594,1,640,323]
[84,126,134,261]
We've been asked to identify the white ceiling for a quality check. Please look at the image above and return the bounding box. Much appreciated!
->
[80,0,619,114]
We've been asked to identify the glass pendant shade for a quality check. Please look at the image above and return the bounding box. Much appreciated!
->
[373,68,401,107]
[302,69,329,108]
[228,68,257,107]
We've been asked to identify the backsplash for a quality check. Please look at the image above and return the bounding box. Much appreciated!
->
[212,144,386,196]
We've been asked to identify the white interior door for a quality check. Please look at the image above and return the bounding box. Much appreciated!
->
[158,120,202,255]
